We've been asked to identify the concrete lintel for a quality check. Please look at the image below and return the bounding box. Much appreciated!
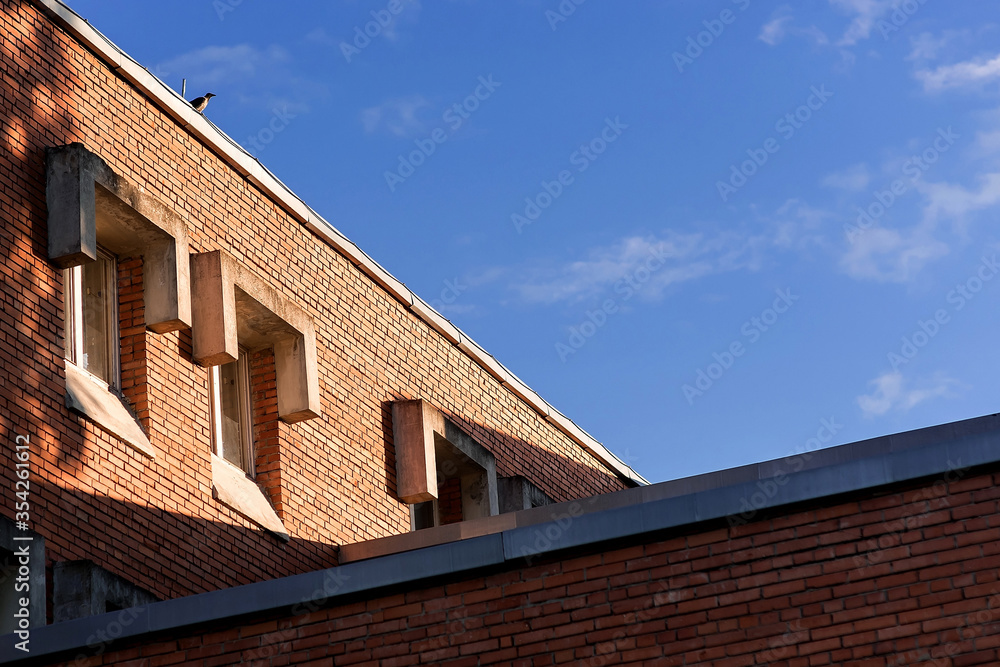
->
[210,455,289,541]
[46,143,192,333]
[391,400,499,515]
[190,250,321,423]
[64,362,155,459]
[392,400,442,503]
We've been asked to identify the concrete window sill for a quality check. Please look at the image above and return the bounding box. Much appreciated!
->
[210,455,289,542]
[64,362,155,459]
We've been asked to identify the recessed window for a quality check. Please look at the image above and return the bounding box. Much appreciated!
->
[64,247,119,390]
[210,349,253,474]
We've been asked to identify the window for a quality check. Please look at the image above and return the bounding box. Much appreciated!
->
[63,247,119,390]
[209,349,253,474]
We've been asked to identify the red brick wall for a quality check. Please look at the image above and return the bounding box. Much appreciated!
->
[0,0,628,608]
[46,468,1000,666]
[438,478,464,526]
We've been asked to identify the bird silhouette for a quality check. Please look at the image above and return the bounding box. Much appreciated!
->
[189,93,216,113]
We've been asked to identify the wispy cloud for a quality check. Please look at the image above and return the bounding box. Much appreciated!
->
[361,96,432,137]
[916,53,1000,93]
[510,232,761,305]
[759,15,793,46]
[158,44,289,87]
[156,44,325,113]
[840,227,949,283]
[919,173,1000,227]
[857,371,959,418]
[907,30,971,63]
[822,163,871,192]
[758,9,828,47]
[829,0,894,46]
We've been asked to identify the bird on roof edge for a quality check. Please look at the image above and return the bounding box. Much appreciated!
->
[189,93,215,113]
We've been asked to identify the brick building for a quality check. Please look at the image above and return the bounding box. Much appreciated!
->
[2,1,1000,665]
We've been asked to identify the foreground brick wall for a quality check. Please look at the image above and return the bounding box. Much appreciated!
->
[49,468,1000,666]
[0,0,627,607]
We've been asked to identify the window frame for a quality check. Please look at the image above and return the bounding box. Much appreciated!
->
[209,347,255,476]
[63,245,120,392]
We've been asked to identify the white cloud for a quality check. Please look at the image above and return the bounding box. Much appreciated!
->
[907,30,970,62]
[916,53,1000,93]
[511,233,743,304]
[919,173,1000,227]
[857,371,959,418]
[829,0,895,46]
[156,44,324,113]
[972,129,1000,159]
[759,16,793,46]
[822,163,871,192]
[840,227,949,283]
[509,204,827,305]
[770,199,831,251]
[361,96,432,137]
[758,9,828,47]
[158,44,289,88]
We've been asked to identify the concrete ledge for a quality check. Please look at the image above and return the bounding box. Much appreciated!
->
[210,455,289,542]
[46,143,191,333]
[64,362,154,459]
[5,413,1000,665]
[391,400,499,515]
[391,400,441,503]
[190,250,321,423]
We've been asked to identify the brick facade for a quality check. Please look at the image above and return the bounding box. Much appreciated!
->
[46,467,1000,666]
[0,0,627,611]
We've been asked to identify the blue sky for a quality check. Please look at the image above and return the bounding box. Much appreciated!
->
[68,0,1000,484]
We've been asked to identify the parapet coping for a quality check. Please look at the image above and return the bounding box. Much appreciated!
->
[28,0,646,487]
[3,412,998,665]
